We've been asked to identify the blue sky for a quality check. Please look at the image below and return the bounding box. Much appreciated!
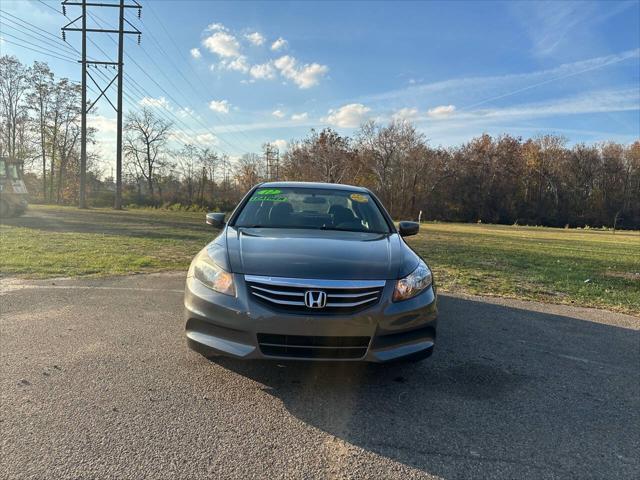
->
[1,0,639,164]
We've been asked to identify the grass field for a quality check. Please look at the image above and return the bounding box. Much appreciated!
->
[1,205,638,315]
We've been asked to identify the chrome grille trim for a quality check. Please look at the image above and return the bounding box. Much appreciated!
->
[327,291,380,298]
[249,285,305,297]
[245,275,386,313]
[244,275,386,290]
[251,291,305,306]
[326,297,378,308]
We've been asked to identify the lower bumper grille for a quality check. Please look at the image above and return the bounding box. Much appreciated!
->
[257,333,370,359]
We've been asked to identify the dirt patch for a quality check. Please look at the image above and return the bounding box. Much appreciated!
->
[603,271,640,281]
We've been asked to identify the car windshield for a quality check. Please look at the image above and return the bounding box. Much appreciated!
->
[234,187,391,233]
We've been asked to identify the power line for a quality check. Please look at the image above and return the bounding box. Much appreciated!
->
[34,0,63,15]
[70,16,226,155]
[0,30,77,59]
[88,11,242,157]
[139,0,257,150]
[0,10,78,55]
[0,37,78,63]
[91,66,223,171]
[124,73,227,152]
[91,5,251,153]
[29,1,235,179]
[32,0,245,165]
[61,0,142,210]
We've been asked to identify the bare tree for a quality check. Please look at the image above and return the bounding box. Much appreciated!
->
[235,153,262,192]
[27,61,54,197]
[0,55,30,165]
[177,144,198,204]
[123,107,172,201]
[54,81,82,203]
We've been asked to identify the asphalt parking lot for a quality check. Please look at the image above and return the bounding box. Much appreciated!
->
[1,273,638,479]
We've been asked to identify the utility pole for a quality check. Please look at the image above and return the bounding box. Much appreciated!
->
[263,143,279,181]
[115,0,125,209]
[61,0,141,210]
[80,0,86,208]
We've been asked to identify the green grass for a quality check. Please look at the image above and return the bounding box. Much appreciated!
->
[0,205,210,278]
[1,205,639,315]
[408,223,639,315]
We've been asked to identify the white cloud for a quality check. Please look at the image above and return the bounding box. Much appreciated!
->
[249,62,276,80]
[273,55,296,76]
[507,1,629,57]
[272,109,285,118]
[408,88,640,145]
[514,2,590,56]
[206,22,227,32]
[221,55,250,73]
[271,139,288,151]
[172,130,219,146]
[177,107,197,119]
[364,49,640,109]
[274,55,328,89]
[202,31,241,58]
[139,96,171,110]
[209,99,230,114]
[291,112,308,121]
[324,103,371,128]
[88,114,117,134]
[197,25,329,89]
[293,63,329,89]
[245,32,265,46]
[391,107,418,122]
[427,105,456,118]
[469,88,638,120]
[271,37,287,51]
[195,133,218,145]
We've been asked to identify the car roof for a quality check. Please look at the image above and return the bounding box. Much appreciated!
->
[257,181,370,193]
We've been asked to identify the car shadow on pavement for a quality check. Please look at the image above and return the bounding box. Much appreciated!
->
[212,295,640,479]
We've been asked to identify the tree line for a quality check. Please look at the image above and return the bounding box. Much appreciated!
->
[238,125,639,229]
[2,55,639,228]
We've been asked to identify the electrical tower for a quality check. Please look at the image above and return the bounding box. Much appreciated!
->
[61,0,141,209]
[263,143,279,181]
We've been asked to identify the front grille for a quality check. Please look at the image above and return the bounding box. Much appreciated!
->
[245,275,386,314]
[257,333,370,359]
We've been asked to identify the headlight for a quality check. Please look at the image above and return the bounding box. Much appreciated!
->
[191,249,236,296]
[393,259,432,301]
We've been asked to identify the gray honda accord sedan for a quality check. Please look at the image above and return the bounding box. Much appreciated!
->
[184,182,437,362]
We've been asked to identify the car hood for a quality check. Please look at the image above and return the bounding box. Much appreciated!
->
[223,227,419,280]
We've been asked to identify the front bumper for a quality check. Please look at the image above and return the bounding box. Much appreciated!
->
[184,274,437,362]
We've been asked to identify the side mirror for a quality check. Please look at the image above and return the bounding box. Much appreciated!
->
[398,221,419,237]
[206,212,226,228]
